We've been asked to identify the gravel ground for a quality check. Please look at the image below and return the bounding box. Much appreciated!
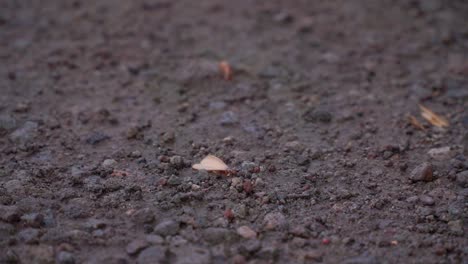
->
[1,0,467,263]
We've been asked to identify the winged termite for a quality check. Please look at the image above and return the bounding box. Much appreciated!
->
[419,104,449,128]
[192,154,229,171]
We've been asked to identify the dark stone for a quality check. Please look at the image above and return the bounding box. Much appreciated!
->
[303,108,332,123]
[86,132,110,145]
[0,205,21,223]
[0,249,19,264]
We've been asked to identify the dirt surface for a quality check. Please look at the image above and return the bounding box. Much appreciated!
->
[1,0,468,263]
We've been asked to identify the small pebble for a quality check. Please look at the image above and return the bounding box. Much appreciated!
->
[56,251,75,264]
[167,175,182,186]
[427,146,451,160]
[409,162,433,182]
[129,150,142,158]
[456,170,468,187]
[0,205,21,223]
[169,155,184,169]
[202,227,232,244]
[448,220,463,236]
[154,220,179,237]
[236,226,257,239]
[102,159,117,168]
[86,132,110,145]
[21,213,44,227]
[137,246,166,264]
[263,212,288,231]
[419,195,435,206]
[146,234,164,244]
[9,121,38,143]
[126,239,149,255]
[219,111,238,126]
[303,108,332,123]
[17,228,40,244]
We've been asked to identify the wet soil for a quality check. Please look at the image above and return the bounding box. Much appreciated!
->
[1,0,468,263]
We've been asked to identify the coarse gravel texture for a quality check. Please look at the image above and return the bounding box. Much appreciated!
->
[1,0,468,263]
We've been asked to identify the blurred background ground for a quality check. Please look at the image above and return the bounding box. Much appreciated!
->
[0,0,467,263]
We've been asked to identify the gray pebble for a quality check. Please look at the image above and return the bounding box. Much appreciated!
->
[169,155,184,169]
[256,245,279,260]
[63,198,92,219]
[343,255,379,264]
[84,218,107,231]
[146,234,164,244]
[263,212,288,231]
[456,170,468,187]
[0,114,17,132]
[0,249,18,264]
[0,205,21,223]
[21,213,44,227]
[129,150,142,158]
[101,159,117,168]
[154,219,179,237]
[0,222,15,239]
[85,132,110,145]
[132,208,155,224]
[167,175,182,186]
[4,179,25,195]
[56,251,75,264]
[17,228,40,244]
[406,196,419,204]
[448,220,463,236]
[202,227,233,244]
[209,101,226,110]
[238,239,262,255]
[171,245,211,264]
[219,111,238,126]
[241,161,256,172]
[419,195,435,206]
[126,239,149,255]
[273,11,293,23]
[137,246,166,264]
[162,132,175,143]
[9,121,38,143]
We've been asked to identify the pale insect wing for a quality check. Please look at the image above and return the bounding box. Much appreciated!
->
[200,155,229,171]
[192,163,205,170]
